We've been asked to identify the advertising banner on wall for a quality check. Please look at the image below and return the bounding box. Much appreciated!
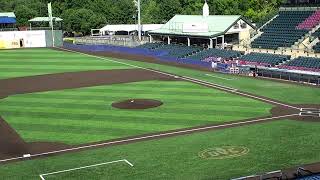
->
[0,31,46,49]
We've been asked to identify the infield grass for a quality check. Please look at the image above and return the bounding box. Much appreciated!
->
[0,80,272,144]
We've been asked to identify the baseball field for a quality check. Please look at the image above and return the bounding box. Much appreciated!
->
[0,48,319,179]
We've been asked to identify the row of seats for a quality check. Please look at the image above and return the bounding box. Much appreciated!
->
[313,41,320,53]
[240,52,290,66]
[188,48,241,60]
[138,42,163,50]
[140,43,241,59]
[281,56,320,71]
[297,10,320,30]
[139,43,320,72]
[154,44,203,58]
[252,10,314,49]
[311,29,320,53]
[139,43,203,58]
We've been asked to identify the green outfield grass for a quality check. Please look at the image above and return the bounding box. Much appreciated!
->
[0,80,272,144]
[0,49,131,79]
[114,58,320,104]
[1,48,319,104]
[1,120,320,180]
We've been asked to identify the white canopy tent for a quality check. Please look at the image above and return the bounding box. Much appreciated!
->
[28,17,63,31]
[97,24,163,36]
[28,17,63,22]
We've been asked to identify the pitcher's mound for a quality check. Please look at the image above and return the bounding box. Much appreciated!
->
[112,99,163,109]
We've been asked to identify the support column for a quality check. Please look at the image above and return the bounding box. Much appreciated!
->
[149,35,153,43]
[187,37,191,46]
[167,36,171,45]
[209,38,213,49]
[215,38,218,48]
[222,35,225,49]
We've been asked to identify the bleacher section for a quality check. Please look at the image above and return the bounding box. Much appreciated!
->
[138,42,163,50]
[311,29,320,52]
[279,56,320,72]
[252,10,314,49]
[313,42,320,53]
[139,43,203,58]
[152,44,203,58]
[188,48,241,60]
[297,175,320,180]
[65,42,320,73]
[297,10,320,30]
[240,52,290,66]
[312,28,320,37]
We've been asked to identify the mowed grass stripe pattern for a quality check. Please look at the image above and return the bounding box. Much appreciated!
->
[0,49,131,79]
[0,81,272,144]
[1,120,320,180]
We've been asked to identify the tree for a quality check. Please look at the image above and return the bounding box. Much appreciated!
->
[15,5,37,26]
[1,0,284,32]
[157,0,182,23]
[141,0,161,23]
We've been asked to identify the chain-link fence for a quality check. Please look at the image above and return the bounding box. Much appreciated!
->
[74,35,150,47]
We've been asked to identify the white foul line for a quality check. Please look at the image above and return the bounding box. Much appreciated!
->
[233,91,300,110]
[205,74,235,81]
[57,47,300,110]
[0,114,298,163]
[39,159,133,180]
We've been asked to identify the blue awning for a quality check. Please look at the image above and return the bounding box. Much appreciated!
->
[0,17,16,24]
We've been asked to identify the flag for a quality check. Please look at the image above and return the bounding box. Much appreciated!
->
[48,2,53,28]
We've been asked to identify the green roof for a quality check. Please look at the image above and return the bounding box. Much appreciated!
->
[0,12,16,18]
[150,15,244,37]
[29,17,63,22]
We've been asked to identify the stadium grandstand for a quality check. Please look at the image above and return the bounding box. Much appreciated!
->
[65,0,320,85]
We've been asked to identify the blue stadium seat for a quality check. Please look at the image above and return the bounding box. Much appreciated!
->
[252,10,314,49]
[240,52,289,66]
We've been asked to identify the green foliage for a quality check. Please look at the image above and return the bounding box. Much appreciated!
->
[1,0,284,35]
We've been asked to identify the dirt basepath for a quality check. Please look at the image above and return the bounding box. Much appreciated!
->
[0,116,27,156]
[0,69,177,160]
[0,69,175,97]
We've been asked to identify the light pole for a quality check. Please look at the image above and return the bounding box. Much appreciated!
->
[137,0,141,41]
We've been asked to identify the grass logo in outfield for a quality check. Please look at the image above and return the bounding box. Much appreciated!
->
[199,146,249,160]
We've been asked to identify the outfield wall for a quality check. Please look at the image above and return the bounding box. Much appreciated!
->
[0,30,63,49]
